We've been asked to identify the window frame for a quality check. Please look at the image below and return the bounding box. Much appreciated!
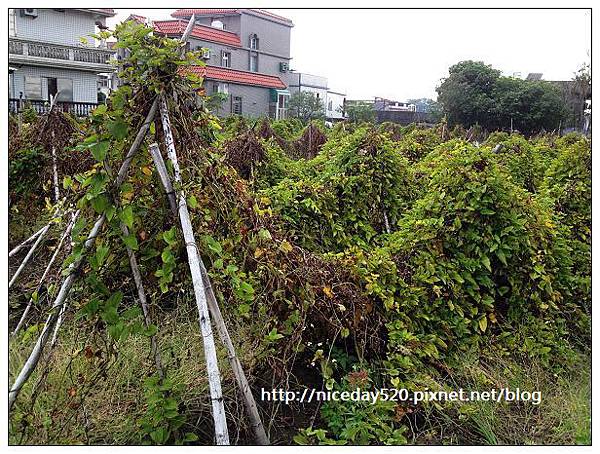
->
[221,50,231,68]
[24,75,42,100]
[231,95,243,115]
[249,34,259,50]
[249,52,259,72]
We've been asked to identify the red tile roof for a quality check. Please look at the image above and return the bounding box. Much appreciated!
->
[127,14,147,24]
[184,65,287,89]
[171,8,293,26]
[154,20,241,47]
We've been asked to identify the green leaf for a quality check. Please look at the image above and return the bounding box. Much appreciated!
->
[188,195,198,209]
[119,205,134,229]
[94,244,110,269]
[91,194,110,214]
[496,249,507,266]
[90,141,110,161]
[203,235,222,255]
[143,324,158,337]
[107,119,129,140]
[122,233,138,250]
[183,432,199,443]
[481,255,491,272]
[92,104,107,115]
[479,316,488,333]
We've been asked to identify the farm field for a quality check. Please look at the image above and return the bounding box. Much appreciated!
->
[8,22,591,446]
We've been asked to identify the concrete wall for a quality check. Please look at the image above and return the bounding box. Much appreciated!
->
[195,15,241,35]
[326,91,346,120]
[239,13,291,58]
[13,8,105,46]
[188,37,241,69]
[10,65,98,103]
[208,81,272,118]
[189,30,290,75]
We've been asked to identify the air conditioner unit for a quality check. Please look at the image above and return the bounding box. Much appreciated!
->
[279,62,289,73]
[202,49,211,60]
[22,9,38,18]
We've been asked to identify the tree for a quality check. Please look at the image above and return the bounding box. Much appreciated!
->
[436,60,500,129]
[345,101,375,123]
[436,60,568,135]
[407,98,443,123]
[288,91,325,123]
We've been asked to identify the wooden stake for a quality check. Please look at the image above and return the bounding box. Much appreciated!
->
[151,126,269,443]
[158,97,230,445]
[152,146,269,444]
[49,93,61,204]
[9,97,159,410]
[9,224,50,289]
[13,210,80,336]
[9,225,47,258]
[120,222,165,378]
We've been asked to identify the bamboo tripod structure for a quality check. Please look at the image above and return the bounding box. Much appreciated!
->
[9,15,269,445]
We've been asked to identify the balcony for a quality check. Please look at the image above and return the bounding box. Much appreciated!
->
[9,98,98,117]
[9,38,114,72]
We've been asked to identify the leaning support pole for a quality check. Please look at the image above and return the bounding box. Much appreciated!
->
[9,224,50,289]
[9,226,47,258]
[9,97,159,410]
[48,93,62,204]
[149,143,269,444]
[120,222,165,379]
[158,98,229,445]
[13,210,80,336]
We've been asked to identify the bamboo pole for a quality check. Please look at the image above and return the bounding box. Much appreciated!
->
[9,225,47,258]
[149,141,269,444]
[9,224,50,289]
[158,98,229,445]
[120,222,165,378]
[49,93,61,204]
[9,97,159,410]
[13,210,80,336]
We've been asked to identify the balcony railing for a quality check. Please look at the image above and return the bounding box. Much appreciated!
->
[9,38,114,66]
[9,98,99,117]
[28,42,71,60]
[9,40,23,55]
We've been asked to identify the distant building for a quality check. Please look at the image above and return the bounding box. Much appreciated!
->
[374,97,416,112]
[153,9,294,119]
[345,97,433,125]
[8,8,116,115]
[525,72,591,132]
[284,71,346,121]
[326,90,346,121]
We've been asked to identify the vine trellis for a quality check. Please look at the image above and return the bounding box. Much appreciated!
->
[8,15,268,446]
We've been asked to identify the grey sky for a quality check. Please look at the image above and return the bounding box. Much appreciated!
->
[108,8,591,101]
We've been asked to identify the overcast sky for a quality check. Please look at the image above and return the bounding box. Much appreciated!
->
[108,8,591,101]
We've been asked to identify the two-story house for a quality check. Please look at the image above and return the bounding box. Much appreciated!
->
[8,8,115,116]
[153,9,293,119]
[284,71,347,121]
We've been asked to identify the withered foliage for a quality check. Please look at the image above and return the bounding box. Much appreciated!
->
[290,123,327,160]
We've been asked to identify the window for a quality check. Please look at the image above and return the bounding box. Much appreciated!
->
[25,76,42,99]
[231,96,242,115]
[211,20,225,29]
[57,78,73,101]
[213,82,228,95]
[249,52,258,72]
[46,77,73,102]
[9,9,16,36]
[221,51,231,68]
[249,34,259,50]
[328,100,333,111]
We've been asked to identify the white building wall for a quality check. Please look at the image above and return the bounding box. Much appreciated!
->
[14,8,103,46]
[326,91,346,120]
[11,66,98,103]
